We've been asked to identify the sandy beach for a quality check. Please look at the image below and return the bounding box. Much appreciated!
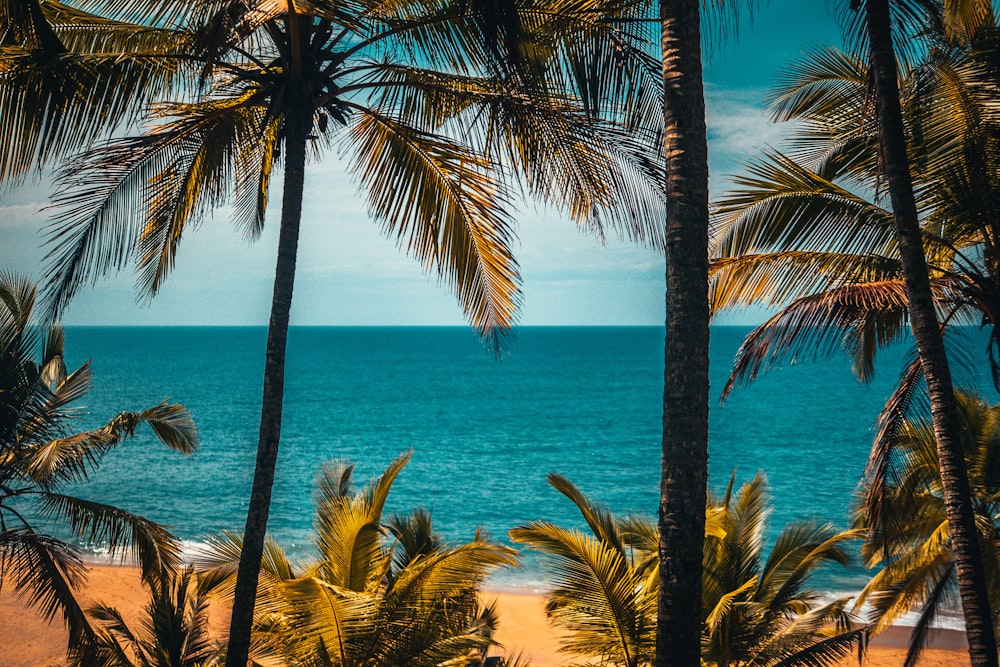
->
[0,564,971,667]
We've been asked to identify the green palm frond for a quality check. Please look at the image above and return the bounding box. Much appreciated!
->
[313,492,389,592]
[769,46,869,127]
[899,568,953,667]
[712,10,1000,412]
[710,250,903,314]
[87,566,219,667]
[43,92,268,315]
[6,354,90,452]
[134,100,272,296]
[191,529,295,603]
[310,451,409,590]
[712,151,896,261]
[38,492,182,582]
[547,472,628,554]
[759,524,856,614]
[358,449,409,515]
[314,458,356,503]
[864,355,925,547]
[0,18,194,186]
[25,401,196,487]
[510,521,652,666]
[856,390,1000,658]
[0,273,197,661]
[383,539,518,607]
[387,507,440,572]
[755,601,864,667]
[276,577,379,665]
[88,602,144,666]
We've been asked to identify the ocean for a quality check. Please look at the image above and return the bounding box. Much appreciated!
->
[53,326,995,608]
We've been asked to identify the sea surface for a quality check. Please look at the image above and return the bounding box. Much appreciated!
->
[52,326,997,617]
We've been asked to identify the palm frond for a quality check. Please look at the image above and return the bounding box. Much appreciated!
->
[864,354,925,550]
[191,528,295,603]
[720,281,915,399]
[712,150,896,261]
[43,92,266,315]
[24,401,196,487]
[38,492,182,583]
[347,109,520,352]
[710,250,902,314]
[0,527,97,659]
[901,569,952,667]
[0,28,195,186]
[509,521,652,665]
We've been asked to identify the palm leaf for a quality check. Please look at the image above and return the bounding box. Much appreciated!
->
[347,109,520,352]
[0,527,98,660]
[24,401,196,487]
[720,281,924,400]
[509,521,651,665]
[38,491,182,583]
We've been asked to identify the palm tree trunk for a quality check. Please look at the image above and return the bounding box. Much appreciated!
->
[225,115,309,667]
[862,1,997,664]
[656,0,710,664]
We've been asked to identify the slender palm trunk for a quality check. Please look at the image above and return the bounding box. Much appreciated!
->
[225,116,309,667]
[656,0,710,664]
[863,1,997,664]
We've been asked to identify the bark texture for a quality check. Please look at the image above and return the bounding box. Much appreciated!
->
[225,118,308,667]
[863,1,998,664]
[656,0,710,665]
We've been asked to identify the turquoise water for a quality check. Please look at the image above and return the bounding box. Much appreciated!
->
[56,326,994,598]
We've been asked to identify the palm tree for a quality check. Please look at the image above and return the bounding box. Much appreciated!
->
[509,472,864,667]
[195,451,523,666]
[0,271,198,664]
[87,567,221,667]
[708,3,999,661]
[657,0,712,661]
[855,391,1000,667]
[0,3,662,663]
[855,0,996,656]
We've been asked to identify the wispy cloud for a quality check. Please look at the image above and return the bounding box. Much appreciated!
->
[705,86,798,189]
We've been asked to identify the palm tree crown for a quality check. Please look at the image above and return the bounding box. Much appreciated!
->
[0,5,663,660]
[195,451,522,666]
[509,472,864,667]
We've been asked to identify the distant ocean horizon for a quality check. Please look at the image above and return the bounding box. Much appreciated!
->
[53,325,998,627]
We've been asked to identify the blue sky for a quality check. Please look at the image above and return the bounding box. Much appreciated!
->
[0,1,844,327]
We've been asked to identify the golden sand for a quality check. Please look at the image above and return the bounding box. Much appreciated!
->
[0,564,971,667]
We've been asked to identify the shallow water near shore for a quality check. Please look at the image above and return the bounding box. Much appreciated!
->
[54,325,996,625]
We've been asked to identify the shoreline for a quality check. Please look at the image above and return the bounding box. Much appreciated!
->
[0,563,971,667]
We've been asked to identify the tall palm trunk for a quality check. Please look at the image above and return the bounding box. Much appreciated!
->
[656,0,710,664]
[862,1,997,664]
[225,114,309,667]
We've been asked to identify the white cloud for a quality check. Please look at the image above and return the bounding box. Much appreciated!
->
[704,86,799,188]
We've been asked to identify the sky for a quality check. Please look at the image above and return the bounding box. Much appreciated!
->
[0,1,845,327]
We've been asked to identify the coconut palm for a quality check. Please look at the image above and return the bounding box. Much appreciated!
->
[509,472,864,667]
[194,451,523,666]
[854,0,995,659]
[656,0,712,660]
[0,271,198,664]
[854,390,1000,667]
[709,5,1000,661]
[0,3,664,662]
[87,567,221,667]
